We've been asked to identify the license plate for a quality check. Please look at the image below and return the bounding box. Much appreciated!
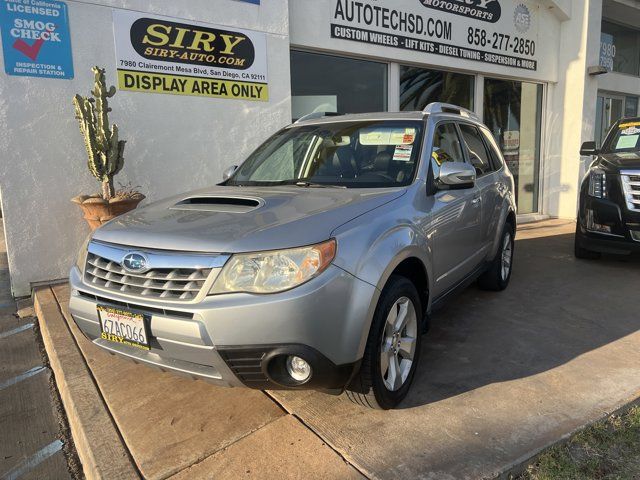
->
[97,305,150,350]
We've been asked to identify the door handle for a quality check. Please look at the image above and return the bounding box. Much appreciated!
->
[471,197,481,206]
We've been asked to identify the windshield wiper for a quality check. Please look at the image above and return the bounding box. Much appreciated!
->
[294,181,347,189]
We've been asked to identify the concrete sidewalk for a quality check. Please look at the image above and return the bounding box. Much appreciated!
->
[35,286,362,480]
[35,220,640,479]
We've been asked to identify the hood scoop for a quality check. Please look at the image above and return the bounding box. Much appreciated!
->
[170,196,262,213]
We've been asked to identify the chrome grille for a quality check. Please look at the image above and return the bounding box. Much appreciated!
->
[621,170,640,212]
[83,241,229,302]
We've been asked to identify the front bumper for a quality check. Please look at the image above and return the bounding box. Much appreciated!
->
[68,264,377,391]
[578,196,640,254]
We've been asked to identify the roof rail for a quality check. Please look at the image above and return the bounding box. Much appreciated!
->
[294,111,342,123]
[423,102,479,121]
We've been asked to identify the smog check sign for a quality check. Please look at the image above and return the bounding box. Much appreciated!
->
[113,10,268,102]
[0,0,73,78]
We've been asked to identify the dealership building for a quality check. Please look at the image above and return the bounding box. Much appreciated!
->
[0,0,639,296]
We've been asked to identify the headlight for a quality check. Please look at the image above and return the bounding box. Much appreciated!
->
[75,234,92,272]
[588,168,607,198]
[210,239,336,294]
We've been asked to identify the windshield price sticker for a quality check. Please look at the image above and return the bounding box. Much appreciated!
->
[393,144,413,161]
[330,0,538,71]
[113,10,269,101]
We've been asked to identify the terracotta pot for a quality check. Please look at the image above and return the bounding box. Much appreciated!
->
[71,194,145,230]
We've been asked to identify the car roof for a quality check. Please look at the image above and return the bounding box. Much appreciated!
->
[291,111,426,125]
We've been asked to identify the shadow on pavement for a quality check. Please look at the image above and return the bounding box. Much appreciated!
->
[401,232,640,408]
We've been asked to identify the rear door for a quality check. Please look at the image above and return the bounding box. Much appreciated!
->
[430,122,483,296]
[458,123,501,255]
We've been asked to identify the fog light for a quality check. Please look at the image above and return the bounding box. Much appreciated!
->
[286,355,312,382]
[586,209,612,234]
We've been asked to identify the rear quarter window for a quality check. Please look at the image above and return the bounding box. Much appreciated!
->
[480,127,505,170]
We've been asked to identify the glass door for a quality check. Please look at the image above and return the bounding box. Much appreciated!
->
[596,94,625,146]
[483,79,543,214]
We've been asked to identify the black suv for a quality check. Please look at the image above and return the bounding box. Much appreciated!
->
[575,116,640,258]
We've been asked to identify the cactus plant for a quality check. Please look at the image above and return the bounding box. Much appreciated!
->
[73,66,125,200]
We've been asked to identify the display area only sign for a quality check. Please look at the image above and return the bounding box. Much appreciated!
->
[0,0,73,79]
[113,10,269,101]
[330,0,538,71]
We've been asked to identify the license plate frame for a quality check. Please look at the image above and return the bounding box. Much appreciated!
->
[97,305,150,351]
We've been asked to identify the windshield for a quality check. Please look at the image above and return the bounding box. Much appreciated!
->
[602,120,640,153]
[227,120,424,188]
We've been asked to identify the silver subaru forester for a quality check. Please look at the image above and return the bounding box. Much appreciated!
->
[69,103,516,409]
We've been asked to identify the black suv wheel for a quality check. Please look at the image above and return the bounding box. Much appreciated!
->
[478,222,515,291]
[346,275,423,410]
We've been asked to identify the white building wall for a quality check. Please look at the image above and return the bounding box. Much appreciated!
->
[599,72,640,97]
[541,0,603,219]
[0,0,292,296]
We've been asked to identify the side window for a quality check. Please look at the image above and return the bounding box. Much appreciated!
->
[479,127,504,170]
[431,123,465,166]
[459,124,494,177]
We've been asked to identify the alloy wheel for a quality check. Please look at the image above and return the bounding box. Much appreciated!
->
[380,296,418,391]
[501,232,513,281]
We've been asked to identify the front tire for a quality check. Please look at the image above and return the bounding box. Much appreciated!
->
[478,222,514,291]
[574,221,601,259]
[346,275,422,410]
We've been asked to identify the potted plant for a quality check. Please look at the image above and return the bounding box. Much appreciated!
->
[71,66,144,230]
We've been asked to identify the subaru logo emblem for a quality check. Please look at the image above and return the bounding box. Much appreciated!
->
[122,252,149,273]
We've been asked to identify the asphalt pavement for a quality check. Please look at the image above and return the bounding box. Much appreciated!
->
[0,219,78,480]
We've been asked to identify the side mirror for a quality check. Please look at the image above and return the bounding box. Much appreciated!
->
[580,141,599,156]
[437,162,476,189]
[222,165,238,181]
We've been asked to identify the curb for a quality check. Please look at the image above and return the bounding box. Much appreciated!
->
[34,286,140,480]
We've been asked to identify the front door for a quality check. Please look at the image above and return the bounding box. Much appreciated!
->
[429,122,483,297]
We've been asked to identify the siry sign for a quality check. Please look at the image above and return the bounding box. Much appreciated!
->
[419,0,502,23]
[113,10,269,101]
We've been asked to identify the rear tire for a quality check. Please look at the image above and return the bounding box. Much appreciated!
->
[346,275,423,410]
[574,222,601,259]
[478,222,514,291]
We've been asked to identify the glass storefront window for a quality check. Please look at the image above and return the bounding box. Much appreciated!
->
[484,79,543,214]
[290,50,387,120]
[399,66,474,111]
[601,20,640,76]
[625,96,639,117]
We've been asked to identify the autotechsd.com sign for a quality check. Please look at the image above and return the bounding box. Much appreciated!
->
[331,0,537,71]
[113,10,268,101]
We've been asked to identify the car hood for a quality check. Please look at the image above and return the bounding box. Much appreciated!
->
[92,185,406,253]
[599,152,640,171]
